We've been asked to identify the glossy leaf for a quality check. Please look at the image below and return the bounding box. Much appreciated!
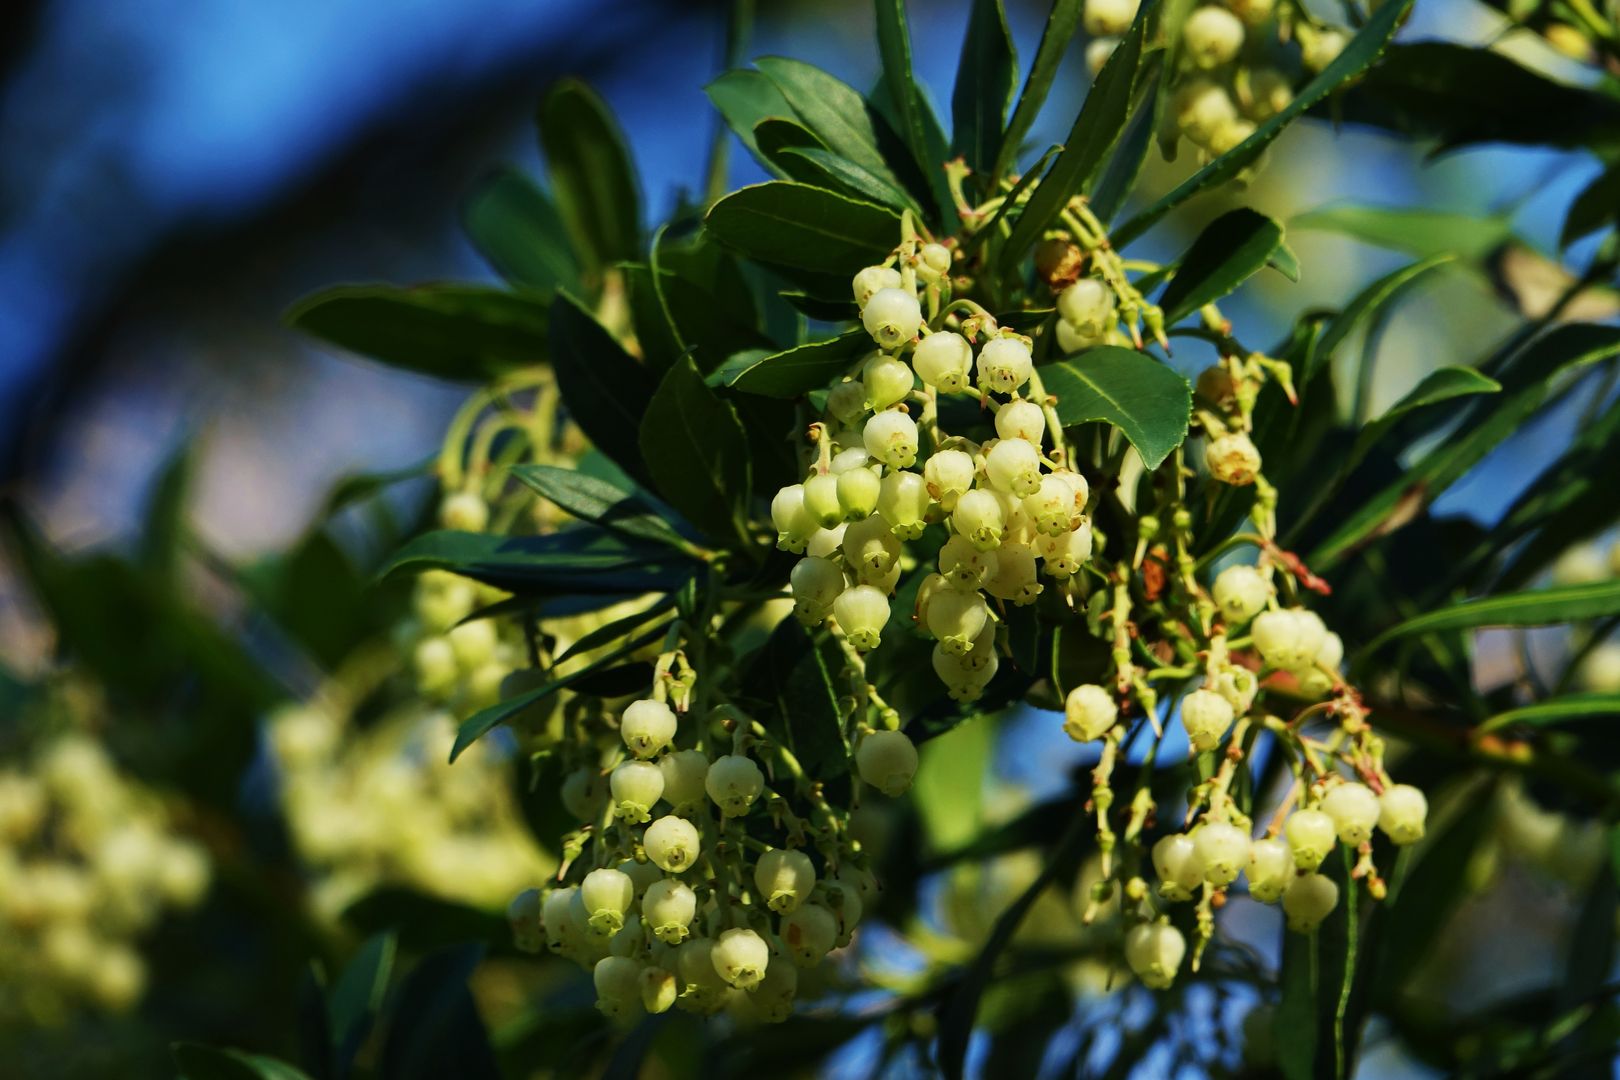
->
[383,528,692,597]
[777,146,922,215]
[639,355,753,547]
[549,293,658,488]
[1366,580,1620,654]
[706,68,795,166]
[1113,0,1414,246]
[1310,255,1455,380]
[951,0,1016,175]
[705,181,901,276]
[538,79,641,280]
[1157,208,1286,323]
[1089,50,1164,224]
[327,932,397,1070]
[1347,367,1499,468]
[714,329,869,397]
[1479,693,1620,734]
[509,465,690,549]
[992,0,1083,182]
[873,0,941,211]
[754,57,898,184]
[1043,347,1193,469]
[460,168,579,293]
[378,945,502,1080]
[286,285,548,382]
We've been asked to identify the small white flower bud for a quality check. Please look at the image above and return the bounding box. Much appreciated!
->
[1175,78,1238,146]
[938,533,997,589]
[985,438,1043,497]
[1321,782,1380,846]
[1192,821,1252,886]
[621,699,678,759]
[1282,872,1339,932]
[560,768,607,823]
[594,956,644,1021]
[802,473,844,529]
[926,586,990,656]
[1284,809,1337,871]
[542,886,579,952]
[1205,431,1261,485]
[1064,684,1118,742]
[1125,922,1186,989]
[754,848,817,914]
[706,754,765,817]
[440,490,490,532]
[644,815,702,873]
[712,927,771,989]
[1212,564,1269,625]
[1242,67,1291,120]
[1055,317,1106,354]
[581,867,635,935]
[952,489,1005,551]
[842,515,902,582]
[641,966,678,1015]
[913,331,974,392]
[806,524,846,559]
[1251,609,1327,670]
[658,750,709,813]
[877,470,930,539]
[853,265,903,307]
[780,902,839,966]
[862,287,923,350]
[863,352,915,411]
[1084,0,1141,36]
[1024,472,1087,536]
[1245,837,1292,903]
[1209,664,1259,714]
[830,447,871,473]
[642,878,697,944]
[1153,834,1206,901]
[1378,784,1428,846]
[920,243,952,277]
[1038,521,1094,578]
[772,484,818,552]
[610,760,665,823]
[932,641,999,701]
[863,410,920,468]
[677,938,728,1001]
[827,380,868,424]
[834,584,890,650]
[791,556,846,626]
[995,401,1047,445]
[1205,117,1257,157]
[984,542,1042,606]
[1183,6,1245,69]
[508,888,544,953]
[977,337,1033,394]
[1057,279,1117,338]
[836,466,882,522]
[923,448,976,505]
[1180,689,1235,752]
[856,729,919,796]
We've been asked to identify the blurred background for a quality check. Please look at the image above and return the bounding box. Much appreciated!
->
[0,0,1614,1076]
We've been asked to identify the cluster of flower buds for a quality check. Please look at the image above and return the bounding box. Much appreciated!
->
[0,718,210,1023]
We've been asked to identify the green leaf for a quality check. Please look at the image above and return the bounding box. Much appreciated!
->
[639,355,753,547]
[549,293,658,489]
[1562,163,1620,248]
[743,620,850,780]
[327,932,397,1067]
[755,57,898,184]
[1043,347,1193,469]
[652,226,776,371]
[706,69,795,167]
[1479,693,1620,734]
[999,4,1147,276]
[705,181,901,276]
[951,0,1017,175]
[286,284,549,382]
[912,717,991,852]
[874,0,940,199]
[173,1044,313,1080]
[1309,255,1455,380]
[754,116,833,185]
[460,168,580,293]
[777,146,923,215]
[378,945,501,1080]
[538,79,641,281]
[509,465,690,550]
[553,594,677,665]
[1088,50,1164,224]
[139,442,192,583]
[382,529,692,597]
[1292,204,1514,264]
[714,329,869,397]
[1157,208,1286,323]
[1113,0,1414,246]
[992,0,1083,182]
[1347,366,1500,469]
[1366,581,1620,655]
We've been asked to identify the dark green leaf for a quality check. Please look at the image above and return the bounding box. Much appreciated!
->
[1089,51,1164,224]
[1113,0,1415,246]
[715,329,868,397]
[539,79,641,281]
[139,442,192,583]
[777,146,923,215]
[622,263,685,374]
[951,0,1017,175]
[1367,581,1620,654]
[1292,204,1514,264]
[378,945,502,1080]
[553,595,677,665]
[173,1045,313,1080]
[1479,693,1620,734]
[509,464,690,549]
[1310,255,1455,380]
[549,292,658,489]
[382,528,692,596]
[1157,208,1286,323]
[754,116,833,186]
[743,619,850,780]
[1043,347,1193,469]
[873,0,951,218]
[1346,366,1500,470]
[706,69,795,167]
[327,932,397,1070]
[652,227,775,371]
[1562,163,1620,248]
[286,285,548,382]
[992,0,1083,182]
[639,355,753,547]
[705,181,901,276]
[460,168,579,293]
[755,57,899,184]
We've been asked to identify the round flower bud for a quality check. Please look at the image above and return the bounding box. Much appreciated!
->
[802,473,844,529]
[1295,630,1343,697]
[1054,316,1106,354]
[440,490,489,532]
[644,815,702,873]
[863,410,920,469]
[412,637,458,696]
[642,878,697,944]
[836,466,882,522]
[1284,809,1337,871]
[508,888,544,953]
[1175,77,1238,146]
[581,867,635,935]
[772,484,818,553]
[781,902,839,966]
[542,886,579,952]
[852,265,902,307]
[1056,279,1117,338]
[1084,0,1141,36]
[755,848,817,914]
[926,586,990,656]
[877,470,930,539]
[995,400,1047,445]
[920,242,952,277]
[857,729,919,796]
[1321,782,1380,846]
[1209,664,1259,714]
[938,534,997,589]
[1153,833,1206,901]
[977,337,1033,394]
[1125,922,1186,989]
[617,858,663,896]
[830,446,871,473]
[1378,784,1428,846]
[842,515,902,582]
[1251,608,1327,671]
[1242,67,1292,121]
[1024,471,1088,537]
[593,956,644,1021]
[641,966,678,1015]
[706,754,765,817]
[1245,837,1292,903]
[791,556,846,626]
[985,438,1043,497]
[952,489,1005,551]
[560,768,607,823]
[933,641,999,701]
[1192,821,1252,886]
[862,287,923,350]
[712,927,770,990]
[1282,872,1339,932]
[1205,431,1261,485]
[924,448,978,508]
[1183,5,1245,69]
[658,750,709,813]
[1577,642,1620,693]
[746,959,799,1023]
[677,938,728,1006]
[806,524,846,560]
[1180,688,1235,752]
[610,760,665,823]
[863,352,915,411]
[913,331,974,392]
[834,584,890,651]
[827,380,868,424]
[621,699,678,759]
[1039,521,1094,578]
[1301,27,1346,72]
[1212,564,1269,625]
[1064,684,1118,742]
[1206,117,1257,157]
[984,542,1042,606]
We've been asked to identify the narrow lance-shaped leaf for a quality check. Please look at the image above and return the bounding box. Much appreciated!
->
[460,168,580,293]
[1345,367,1500,472]
[509,465,691,550]
[873,0,941,207]
[550,293,659,489]
[1479,693,1620,734]
[1157,208,1286,323]
[1043,347,1193,469]
[951,0,1017,175]
[777,147,924,216]
[639,355,754,548]
[1309,255,1455,380]
[1364,580,1620,656]
[991,0,1084,183]
[539,80,642,281]
[1089,49,1165,225]
[1292,204,1514,265]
